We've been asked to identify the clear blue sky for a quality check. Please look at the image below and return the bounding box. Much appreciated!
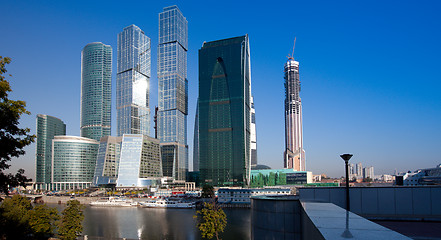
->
[2,0,441,179]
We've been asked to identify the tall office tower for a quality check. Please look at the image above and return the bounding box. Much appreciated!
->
[250,96,257,167]
[157,6,188,181]
[363,166,374,179]
[117,25,151,136]
[80,42,112,141]
[35,114,66,190]
[52,136,99,191]
[193,101,199,172]
[284,55,306,171]
[117,134,162,187]
[198,35,252,187]
[356,162,363,176]
[92,136,123,186]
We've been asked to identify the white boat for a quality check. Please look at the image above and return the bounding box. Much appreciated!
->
[140,199,195,209]
[90,197,137,207]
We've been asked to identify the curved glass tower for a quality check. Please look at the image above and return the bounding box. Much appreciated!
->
[52,136,99,190]
[80,42,112,141]
[158,6,188,181]
[117,25,151,136]
[284,58,305,171]
[198,35,251,187]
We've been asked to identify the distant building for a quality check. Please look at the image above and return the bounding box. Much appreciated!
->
[157,5,189,181]
[198,35,252,187]
[92,136,123,186]
[356,162,363,177]
[116,134,162,188]
[51,136,99,191]
[398,164,441,186]
[117,25,151,136]
[284,55,305,171]
[363,166,374,179]
[35,114,66,190]
[80,42,112,141]
[250,169,312,187]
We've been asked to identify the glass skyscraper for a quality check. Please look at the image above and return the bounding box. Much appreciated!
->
[117,25,151,136]
[80,42,112,141]
[51,136,99,191]
[35,114,66,189]
[198,35,252,187]
[157,6,188,181]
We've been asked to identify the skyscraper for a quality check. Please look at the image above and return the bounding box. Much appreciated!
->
[157,6,188,181]
[80,42,112,141]
[117,25,151,136]
[35,114,66,190]
[198,35,252,187]
[250,96,258,167]
[284,55,306,171]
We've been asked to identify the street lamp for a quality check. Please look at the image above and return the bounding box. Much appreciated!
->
[340,154,353,211]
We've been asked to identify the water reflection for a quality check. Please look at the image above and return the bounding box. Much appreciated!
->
[50,204,250,240]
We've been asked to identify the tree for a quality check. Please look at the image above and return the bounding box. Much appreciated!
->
[194,202,227,240]
[0,56,35,194]
[29,204,60,240]
[58,200,85,240]
[0,194,59,239]
[201,184,215,198]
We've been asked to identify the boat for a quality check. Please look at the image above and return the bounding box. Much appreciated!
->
[90,197,138,207]
[140,198,195,209]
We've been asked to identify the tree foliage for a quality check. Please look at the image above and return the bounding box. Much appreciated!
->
[0,56,35,194]
[0,195,59,239]
[194,202,227,240]
[58,200,85,240]
[201,184,215,198]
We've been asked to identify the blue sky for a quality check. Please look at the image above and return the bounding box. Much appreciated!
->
[2,0,441,179]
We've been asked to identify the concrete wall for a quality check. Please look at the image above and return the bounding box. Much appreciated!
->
[299,186,441,220]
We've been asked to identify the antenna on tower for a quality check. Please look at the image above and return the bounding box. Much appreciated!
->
[287,37,296,60]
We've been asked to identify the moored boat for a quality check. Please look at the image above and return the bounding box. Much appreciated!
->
[90,197,136,207]
[140,199,195,209]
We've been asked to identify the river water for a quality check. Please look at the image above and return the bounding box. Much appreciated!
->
[49,204,251,240]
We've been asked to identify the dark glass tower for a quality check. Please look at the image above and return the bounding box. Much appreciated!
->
[198,35,251,187]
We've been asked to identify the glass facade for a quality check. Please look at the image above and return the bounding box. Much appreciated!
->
[117,134,162,187]
[92,136,122,186]
[198,35,251,187]
[117,25,151,136]
[52,136,99,190]
[35,114,66,188]
[81,42,112,141]
[158,6,189,181]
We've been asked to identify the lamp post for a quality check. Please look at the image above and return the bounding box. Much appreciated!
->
[340,154,353,211]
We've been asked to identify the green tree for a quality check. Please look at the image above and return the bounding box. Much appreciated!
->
[0,195,60,239]
[201,184,215,198]
[29,204,60,240]
[194,202,227,240]
[0,194,33,239]
[58,200,85,240]
[0,56,35,194]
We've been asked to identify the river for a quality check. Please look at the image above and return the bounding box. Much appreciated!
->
[49,204,251,240]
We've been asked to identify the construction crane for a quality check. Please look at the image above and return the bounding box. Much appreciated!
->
[287,37,296,60]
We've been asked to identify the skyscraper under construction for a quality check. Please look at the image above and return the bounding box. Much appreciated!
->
[284,51,305,171]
